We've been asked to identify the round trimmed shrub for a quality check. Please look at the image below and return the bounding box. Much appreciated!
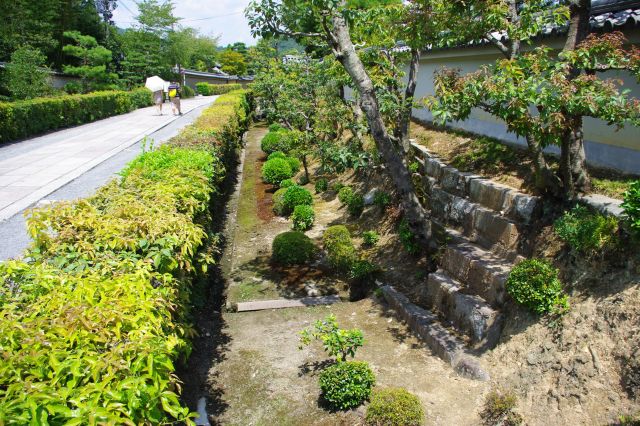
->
[272,231,316,265]
[319,361,376,410]
[291,205,315,231]
[315,178,329,193]
[506,259,567,315]
[323,225,357,272]
[347,193,365,217]
[366,388,424,426]
[272,188,288,216]
[261,130,293,154]
[283,185,313,213]
[280,178,295,189]
[262,158,293,186]
[338,186,354,204]
[268,151,287,160]
[286,156,301,173]
[268,123,284,132]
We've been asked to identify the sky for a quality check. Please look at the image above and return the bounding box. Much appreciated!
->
[112,0,256,47]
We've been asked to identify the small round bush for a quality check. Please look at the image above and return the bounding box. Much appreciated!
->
[319,361,376,410]
[363,231,380,247]
[347,193,365,217]
[283,185,313,213]
[291,205,315,231]
[332,182,345,192]
[280,178,295,189]
[366,388,425,426]
[272,231,316,265]
[262,158,293,186]
[323,225,357,272]
[622,180,640,238]
[338,186,354,204]
[315,178,329,193]
[286,156,301,173]
[268,123,284,132]
[268,151,287,160]
[506,259,567,315]
[261,130,292,154]
[272,188,288,216]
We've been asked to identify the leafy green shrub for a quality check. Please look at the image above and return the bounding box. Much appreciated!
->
[0,88,153,143]
[195,82,242,96]
[554,205,618,254]
[261,130,293,154]
[196,82,211,95]
[347,193,365,217]
[291,205,315,231]
[280,178,295,188]
[363,231,380,247]
[299,314,364,361]
[3,46,51,100]
[315,178,329,193]
[366,388,424,426]
[319,361,376,410]
[268,151,286,160]
[374,191,392,209]
[618,412,640,426]
[350,259,380,282]
[272,188,288,216]
[622,180,640,238]
[323,225,357,272]
[480,391,523,426]
[408,162,420,173]
[506,259,568,315]
[262,158,293,185]
[283,185,313,213]
[338,186,354,204]
[399,219,420,255]
[332,182,345,192]
[182,84,195,98]
[272,231,316,265]
[286,156,301,173]
[269,123,284,132]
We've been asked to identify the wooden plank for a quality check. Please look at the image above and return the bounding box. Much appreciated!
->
[236,295,341,312]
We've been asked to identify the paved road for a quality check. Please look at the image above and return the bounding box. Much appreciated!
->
[0,97,218,261]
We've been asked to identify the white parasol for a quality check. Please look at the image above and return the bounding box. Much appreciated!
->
[145,76,166,92]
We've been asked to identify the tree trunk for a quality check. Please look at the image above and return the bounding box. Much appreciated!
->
[526,134,563,196]
[328,10,432,245]
[398,48,421,154]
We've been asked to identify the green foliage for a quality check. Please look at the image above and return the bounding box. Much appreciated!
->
[2,46,51,100]
[338,186,355,204]
[271,231,316,265]
[349,259,380,283]
[299,314,364,362]
[347,193,365,217]
[219,49,247,76]
[268,150,287,160]
[283,185,313,213]
[182,85,195,99]
[261,130,293,154]
[272,188,289,216]
[291,205,315,231]
[195,83,243,96]
[366,388,425,426]
[618,412,640,426]
[319,361,376,410]
[0,88,153,144]
[554,205,618,254]
[363,231,380,247]
[323,225,357,272]
[374,191,392,209]
[62,31,116,93]
[280,178,295,188]
[622,180,640,238]
[286,156,302,173]
[262,158,293,186]
[480,391,523,426]
[315,178,329,193]
[506,259,568,315]
[408,162,420,173]
[398,219,420,255]
[269,123,285,132]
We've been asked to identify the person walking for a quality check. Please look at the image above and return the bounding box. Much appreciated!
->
[153,90,164,115]
[168,82,182,116]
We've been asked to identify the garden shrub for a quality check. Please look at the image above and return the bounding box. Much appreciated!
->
[182,84,195,98]
[399,219,420,255]
[315,178,329,193]
[622,180,640,238]
[554,205,618,254]
[299,314,364,362]
[323,225,357,272]
[349,259,380,283]
[366,388,425,426]
[286,156,301,173]
[408,162,420,173]
[0,88,153,143]
[272,188,288,216]
[291,205,315,231]
[374,191,392,209]
[319,361,376,410]
[262,157,293,185]
[195,82,242,96]
[338,186,354,204]
[363,230,380,247]
[0,93,250,424]
[283,185,313,213]
[268,150,286,160]
[272,231,316,265]
[506,259,568,315]
[480,390,523,426]
[332,182,345,192]
[261,130,293,154]
[347,193,365,217]
[280,178,295,188]
[196,82,211,95]
[269,123,284,132]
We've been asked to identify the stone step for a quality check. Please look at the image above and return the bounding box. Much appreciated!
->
[412,143,540,224]
[439,238,515,307]
[380,284,489,381]
[235,295,341,312]
[416,271,503,350]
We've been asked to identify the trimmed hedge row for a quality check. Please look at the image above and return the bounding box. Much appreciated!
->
[0,88,153,143]
[0,91,251,424]
[195,82,243,96]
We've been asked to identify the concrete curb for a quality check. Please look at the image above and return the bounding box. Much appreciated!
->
[0,98,217,222]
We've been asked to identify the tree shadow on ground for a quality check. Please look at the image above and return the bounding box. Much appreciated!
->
[298,359,335,378]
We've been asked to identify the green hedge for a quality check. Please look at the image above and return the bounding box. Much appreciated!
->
[0,91,251,423]
[0,88,153,143]
[195,82,243,96]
